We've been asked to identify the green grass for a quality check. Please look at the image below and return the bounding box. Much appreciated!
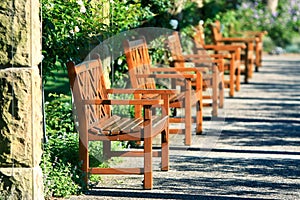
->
[44,69,71,101]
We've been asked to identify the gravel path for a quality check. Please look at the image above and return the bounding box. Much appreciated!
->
[70,54,300,200]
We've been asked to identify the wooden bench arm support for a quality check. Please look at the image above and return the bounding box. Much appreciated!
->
[135,73,197,79]
[83,99,165,106]
[150,66,207,73]
[233,30,268,37]
[172,57,213,64]
[217,37,258,43]
[202,44,245,50]
[107,88,177,95]
[175,55,222,67]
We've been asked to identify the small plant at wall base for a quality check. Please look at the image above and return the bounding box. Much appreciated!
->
[41,93,83,198]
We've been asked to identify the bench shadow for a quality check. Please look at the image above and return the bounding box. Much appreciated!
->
[219,124,300,147]
[170,146,300,155]
[85,155,300,199]
[85,189,274,200]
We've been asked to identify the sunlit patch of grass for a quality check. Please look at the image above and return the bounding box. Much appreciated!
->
[44,69,71,101]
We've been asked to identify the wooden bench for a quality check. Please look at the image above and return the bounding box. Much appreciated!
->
[210,20,257,83]
[231,30,267,71]
[67,54,175,189]
[167,31,224,116]
[192,24,244,97]
[123,37,203,146]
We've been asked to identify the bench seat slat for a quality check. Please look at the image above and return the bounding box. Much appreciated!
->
[109,118,144,135]
[88,115,121,135]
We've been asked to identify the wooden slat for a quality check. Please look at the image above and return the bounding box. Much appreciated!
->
[109,150,161,157]
[89,131,144,141]
[89,115,121,135]
[111,118,144,134]
[107,88,177,95]
[90,167,143,175]
[83,99,164,106]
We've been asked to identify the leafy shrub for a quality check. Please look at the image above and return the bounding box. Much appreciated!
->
[41,0,109,78]
[204,0,300,49]
[232,0,300,48]
[41,94,83,198]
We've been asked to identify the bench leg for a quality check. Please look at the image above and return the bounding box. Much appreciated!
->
[103,141,111,161]
[161,129,169,171]
[184,80,192,145]
[144,135,153,189]
[235,60,241,91]
[229,58,235,97]
[248,42,254,79]
[196,71,203,135]
[79,133,89,187]
[219,79,224,108]
[212,65,218,117]
[143,106,153,189]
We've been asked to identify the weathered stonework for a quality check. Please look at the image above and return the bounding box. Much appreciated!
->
[0,0,41,68]
[0,67,43,168]
[0,167,44,200]
[0,0,43,199]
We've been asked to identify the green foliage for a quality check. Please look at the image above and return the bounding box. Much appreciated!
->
[231,1,293,47]
[42,94,83,198]
[202,0,300,49]
[44,94,74,137]
[41,148,81,198]
[140,0,173,28]
[148,36,170,65]
[179,2,203,34]
[109,0,153,34]
[42,0,174,84]
[42,0,109,78]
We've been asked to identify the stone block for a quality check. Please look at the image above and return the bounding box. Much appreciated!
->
[0,67,43,168]
[0,0,41,67]
[0,167,44,200]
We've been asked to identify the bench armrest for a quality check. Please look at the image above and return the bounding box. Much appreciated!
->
[177,55,221,65]
[83,99,164,106]
[107,88,178,95]
[203,44,246,50]
[218,37,258,43]
[150,65,207,73]
[233,30,267,37]
[135,73,197,79]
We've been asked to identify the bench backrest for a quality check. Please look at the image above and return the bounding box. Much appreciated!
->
[166,32,185,68]
[123,37,156,90]
[67,55,111,130]
[167,32,211,68]
[211,20,223,45]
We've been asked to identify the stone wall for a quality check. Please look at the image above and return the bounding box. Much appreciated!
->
[0,0,43,199]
